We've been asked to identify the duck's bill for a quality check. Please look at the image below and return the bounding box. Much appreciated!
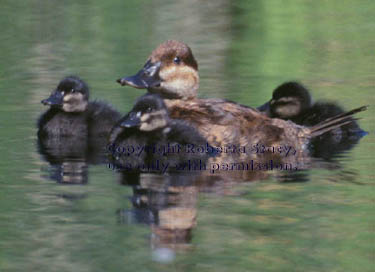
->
[116,73,149,89]
[41,91,63,106]
[120,112,141,128]
[117,60,161,89]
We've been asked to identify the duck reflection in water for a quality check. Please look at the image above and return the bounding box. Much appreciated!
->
[117,172,201,253]
[117,166,262,253]
[37,76,122,185]
[258,81,368,160]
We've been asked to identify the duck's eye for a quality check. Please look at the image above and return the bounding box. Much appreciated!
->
[173,56,181,64]
[71,89,75,93]
[146,107,153,113]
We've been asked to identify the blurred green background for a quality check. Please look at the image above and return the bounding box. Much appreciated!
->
[0,0,374,271]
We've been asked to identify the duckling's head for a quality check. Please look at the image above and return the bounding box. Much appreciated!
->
[41,76,89,112]
[117,40,199,99]
[259,82,312,120]
[121,94,170,132]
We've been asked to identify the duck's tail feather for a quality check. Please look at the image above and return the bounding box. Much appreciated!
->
[308,105,368,138]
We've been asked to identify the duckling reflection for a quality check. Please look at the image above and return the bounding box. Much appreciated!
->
[116,40,367,166]
[108,94,213,173]
[43,161,88,185]
[116,169,263,252]
[117,172,199,251]
[37,134,90,185]
[258,82,367,159]
[38,76,121,165]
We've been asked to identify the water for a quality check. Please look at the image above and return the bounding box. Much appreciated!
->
[0,0,374,271]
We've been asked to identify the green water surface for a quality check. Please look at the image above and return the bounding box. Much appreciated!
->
[0,1,374,271]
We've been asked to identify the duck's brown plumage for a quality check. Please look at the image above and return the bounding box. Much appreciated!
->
[165,98,284,145]
[163,97,316,165]
[117,40,366,165]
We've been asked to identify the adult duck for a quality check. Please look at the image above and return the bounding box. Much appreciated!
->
[116,40,366,163]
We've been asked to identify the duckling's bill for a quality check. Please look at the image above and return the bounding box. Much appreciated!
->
[120,111,142,128]
[257,101,271,113]
[41,91,64,106]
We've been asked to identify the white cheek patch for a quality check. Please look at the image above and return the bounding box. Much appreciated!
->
[160,65,198,86]
[140,119,167,131]
[159,65,199,98]
[140,110,167,122]
[63,93,75,102]
[139,110,168,131]
[62,93,87,112]
[276,105,299,117]
[159,65,177,79]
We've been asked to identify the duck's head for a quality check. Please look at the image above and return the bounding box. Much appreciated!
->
[41,76,89,112]
[121,94,170,132]
[117,40,199,100]
[258,82,312,120]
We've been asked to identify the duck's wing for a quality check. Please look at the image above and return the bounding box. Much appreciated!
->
[164,98,287,148]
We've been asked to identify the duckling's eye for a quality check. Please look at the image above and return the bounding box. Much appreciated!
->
[173,56,181,64]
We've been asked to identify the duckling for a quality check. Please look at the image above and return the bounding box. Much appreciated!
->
[258,82,366,135]
[38,76,122,165]
[108,94,213,173]
[116,40,366,162]
[38,76,121,139]
[257,82,312,122]
[257,81,367,158]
